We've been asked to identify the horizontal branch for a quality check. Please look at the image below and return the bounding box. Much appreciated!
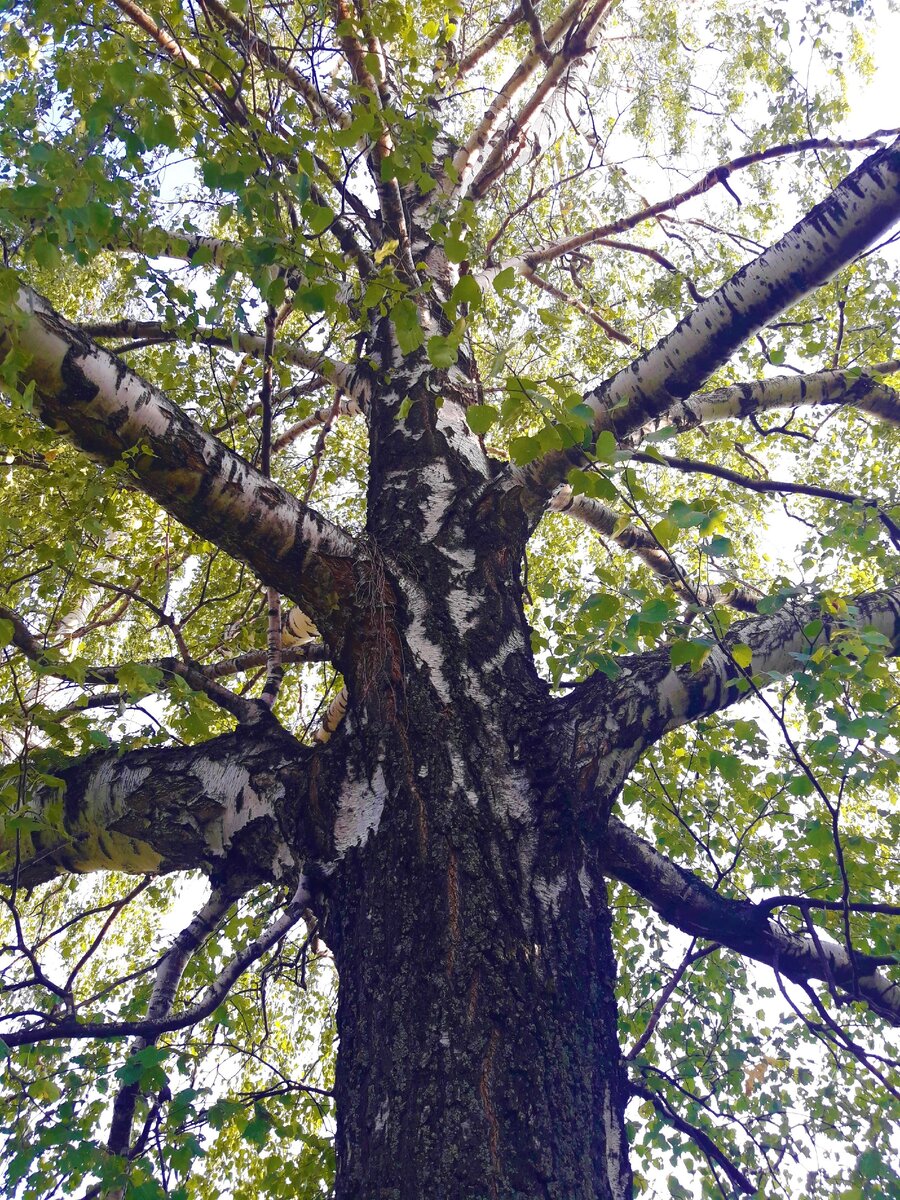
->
[630,447,900,550]
[603,817,900,1025]
[0,721,307,889]
[0,602,329,716]
[607,584,900,741]
[0,287,357,638]
[517,130,900,268]
[640,362,900,441]
[80,318,355,393]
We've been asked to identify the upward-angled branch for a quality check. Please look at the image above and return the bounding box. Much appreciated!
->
[0,287,357,639]
[467,0,614,200]
[456,0,534,78]
[602,817,900,1025]
[111,0,246,126]
[569,584,900,758]
[510,136,900,506]
[200,0,349,127]
[448,0,587,199]
[106,886,235,1158]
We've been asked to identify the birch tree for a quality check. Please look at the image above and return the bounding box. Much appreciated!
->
[1,0,899,1195]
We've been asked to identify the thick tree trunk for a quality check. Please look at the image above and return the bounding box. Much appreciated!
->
[324,712,631,1200]
[313,484,633,1199]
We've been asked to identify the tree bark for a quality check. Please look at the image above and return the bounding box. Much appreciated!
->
[318,577,633,1199]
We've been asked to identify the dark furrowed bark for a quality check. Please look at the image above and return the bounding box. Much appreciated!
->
[321,641,632,1200]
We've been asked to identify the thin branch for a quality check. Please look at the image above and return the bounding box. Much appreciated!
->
[631,1083,756,1195]
[522,266,634,344]
[200,0,349,127]
[79,318,355,393]
[548,486,762,612]
[517,130,900,269]
[2,880,311,1048]
[631,448,900,550]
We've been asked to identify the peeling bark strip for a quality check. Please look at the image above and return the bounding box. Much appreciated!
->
[0,288,356,634]
[603,818,900,1024]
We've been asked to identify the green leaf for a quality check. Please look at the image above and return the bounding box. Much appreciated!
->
[374,239,399,264]
[492,266,517,293]
[444,234,469,263]
[305,204,334,235]
[426,336,458,367]
[391,298,425,354]
[670,639,713,671]
[581,593,619,621]
[508,434,542,465]
[593,430,618,462]
[465,404,499,435]
[447,274,482,314]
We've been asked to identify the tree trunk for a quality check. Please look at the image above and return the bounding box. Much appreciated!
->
[316,509,633,1198]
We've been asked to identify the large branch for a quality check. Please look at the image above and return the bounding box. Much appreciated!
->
[565,585,900,803]
[0,720,308,889]
[602,817,900,1025]
[0,287,356,638]
[636,362,900,440]
[507,136,900,505]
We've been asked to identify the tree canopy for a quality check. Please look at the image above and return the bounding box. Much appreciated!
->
[0,0,899,1195]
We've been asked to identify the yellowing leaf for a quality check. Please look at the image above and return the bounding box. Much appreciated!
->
[732,643,753,669]
[374,239,399,264]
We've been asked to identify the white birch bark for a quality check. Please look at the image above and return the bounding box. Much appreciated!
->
[603,817,900,1025]
[511,136,900,501]
[0,286,356,631]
